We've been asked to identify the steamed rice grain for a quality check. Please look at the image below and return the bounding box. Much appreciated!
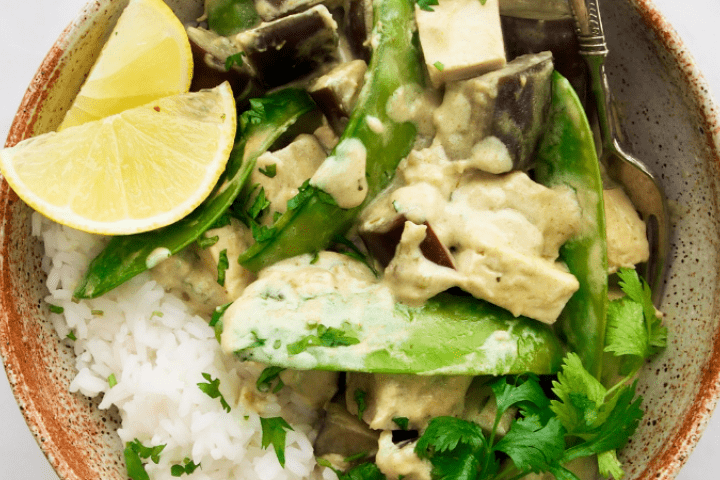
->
[35,212,331,480]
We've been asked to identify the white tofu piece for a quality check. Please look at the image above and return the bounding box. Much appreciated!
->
[604,188,650,273]
[376,431,433,480]
[415,0,506,87]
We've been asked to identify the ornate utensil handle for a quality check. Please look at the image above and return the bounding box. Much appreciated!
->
[569,0,609,56]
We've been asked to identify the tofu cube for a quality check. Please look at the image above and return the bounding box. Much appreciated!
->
[415,0,506,87]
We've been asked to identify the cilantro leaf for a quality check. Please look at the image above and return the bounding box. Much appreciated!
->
[415,416,486,458]
[197,373,231,412]
[209,302,231,328]
[48,303,64,314]
[170,457,201,477]
[355,389,368,421]
[66,330,77,341]
[286,324,360,355]
[415,0,439,11]
[124,439,166,480]
[260,416,294,467]
[597,449,625,480]
[248,186,271,220]
[494,415,566,473]
[393,417,410,430]
[489,375,549,417]
[224,51,245,70]
[428,442,482,480]
[259,163,277,178]
[256,366,285,393]
[108,373,117,388]
[605,268,667,360]
[217,249,229,286]
[550,353,610,437]
[338,462,387,480]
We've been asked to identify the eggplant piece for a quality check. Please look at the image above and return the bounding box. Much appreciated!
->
[359,215,455,269]
[236,5,339,88]
[498,0,571,20]
[308,59,367,134]
[254,0,343,21]
[187,26,262,103]
[501,16,587,106]
[314,402,380,459]
[344,0,372,62]
[433,51,553,170]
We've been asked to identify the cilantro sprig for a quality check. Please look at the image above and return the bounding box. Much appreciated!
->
[260,416,294,467]
[124,439,166,480]
[197,373,231,413]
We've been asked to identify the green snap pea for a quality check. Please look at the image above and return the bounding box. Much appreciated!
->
[74,89,317,299]
[224,292,565,376]
[237,0,424,272]
[535,71,609,379]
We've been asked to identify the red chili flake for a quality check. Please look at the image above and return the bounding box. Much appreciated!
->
[153,106,161,112]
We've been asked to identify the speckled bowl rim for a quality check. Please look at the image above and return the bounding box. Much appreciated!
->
[2,0,720,479]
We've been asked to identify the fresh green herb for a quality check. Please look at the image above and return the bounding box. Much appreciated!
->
[604,268,668,362]
[224,51,246,70]
[108,373,117,388]
[479,0,487,4]
[260,416,294,467]
[286,324,360,355]
[316,188,339,206]
[250,222,278,243]
[416,0,439,11]
[256,366,286,393]
[66,331,77,341]
[170,457,201,477]
[151,310,164,318]
[197,235,219,249]
[91,309,104,316]
[259,164,277,178]
[393,417,410,430]
[286,179,316,211]
[273,211,283,222]
[248,187,271,221]
[433,61,445,71]
[328,461,386,480]
[239,97,279,132]
[332,235,378,276]
[217,249,229,286]
[209,211,232,231]
[124,439,166,480]
[209,302,231,328]
[344,451,369,463]
[354,389,368,422]
[48,303,64,314]
[197,373,231,413]
[310,251,320,264]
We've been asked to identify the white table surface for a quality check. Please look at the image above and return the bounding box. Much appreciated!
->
[1,0,720,479]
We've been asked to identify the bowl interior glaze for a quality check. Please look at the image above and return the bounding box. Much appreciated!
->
[2,0,720,479]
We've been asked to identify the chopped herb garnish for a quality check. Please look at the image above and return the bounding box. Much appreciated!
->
[170,457,201,477]
[66,331,77,341]
[286,324,360,355]
[259,164,277,178]
[354,389,367,421]
[479,0,487,4]
[433,61,445,71]
[315,188,338,206]
[248,186,271,221]
[286,179,316,211]
[310,251,320,264]
[273,211,283,222]
[124,439,166,480]
[91,309,104,316]
[240,98,268,131]
[151,310,164,318]
[224,51,245,70]
[217,249,229,286]
[393,417,410,430]
[209,302,232,328]
[415,0,439,11]
[197,373,231,413]
[209,211,231,230]
[250,222,278,242]
[256,366,286,393]
[108,373,117,388]
[260,416,294,467]
[48,303,64,314]
[197,235,219,249]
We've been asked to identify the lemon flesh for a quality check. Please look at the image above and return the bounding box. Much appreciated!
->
[1,83,236,235]
[59,0,193,130]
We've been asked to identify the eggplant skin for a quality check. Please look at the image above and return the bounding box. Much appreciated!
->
[236,5,339,88]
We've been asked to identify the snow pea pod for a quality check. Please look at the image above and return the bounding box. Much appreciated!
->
[222,292,565,376]
[206,0,260,36]
[535,71,608,379]
[74,88,317,299]
[237,0,423,272]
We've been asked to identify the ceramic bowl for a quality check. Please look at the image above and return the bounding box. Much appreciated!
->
[2,0,720,479]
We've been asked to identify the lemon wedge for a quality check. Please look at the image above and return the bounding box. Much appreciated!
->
[1,83,236,235]
[59,0,193,130]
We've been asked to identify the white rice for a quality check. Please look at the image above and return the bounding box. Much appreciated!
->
[35,212,335,480]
